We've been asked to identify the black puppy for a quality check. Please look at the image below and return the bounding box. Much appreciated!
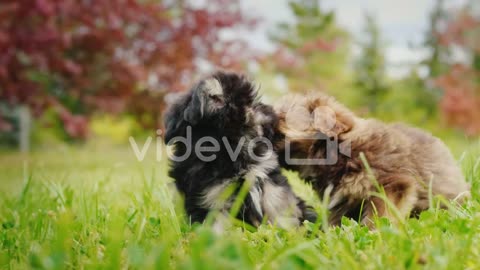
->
[164,71,316,230]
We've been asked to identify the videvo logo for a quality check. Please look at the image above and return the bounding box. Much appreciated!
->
[129,106,352,166]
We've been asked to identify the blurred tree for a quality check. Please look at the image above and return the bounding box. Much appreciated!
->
[377,69,439,126]
[0,0,256,140]
[263,0,350,95]
[436,5,480,136]
[392,0,452,126]
[423,0,450,78]
[354,14,389,113]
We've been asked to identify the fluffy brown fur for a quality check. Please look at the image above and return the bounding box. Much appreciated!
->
[274,93,470,226]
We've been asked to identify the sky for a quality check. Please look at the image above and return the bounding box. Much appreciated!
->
[237,0,468,78]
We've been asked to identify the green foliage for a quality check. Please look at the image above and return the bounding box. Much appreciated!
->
[90,115,142,144]
[422,0,450,77]
[374,70,439,127]
[266,0,351,95]
[354,14,389,113]
[0,104,19,148]
[262,2,441,131]
[273,0,336,48]
[0,143,479,269]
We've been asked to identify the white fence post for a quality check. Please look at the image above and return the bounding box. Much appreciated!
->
[18,105,31,153]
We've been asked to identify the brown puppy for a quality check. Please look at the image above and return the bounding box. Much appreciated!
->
[274,93,470,226]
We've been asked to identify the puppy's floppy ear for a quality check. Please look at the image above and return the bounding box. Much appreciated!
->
[164,113,181,143]
[312,106,353,137]
[183,78,224,124]
[164,97,188,143]
[164,90,200,143]
[183,88,205,125]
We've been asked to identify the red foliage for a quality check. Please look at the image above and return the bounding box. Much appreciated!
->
[0,116,12,132]
[298,37,338,54]
[267,38,339,73]
[437,64,480,136]
[436,10,480,136]
[0,0,256,138]
[438,12,480,53]
[59,109,89,139]
[268,48,302,70]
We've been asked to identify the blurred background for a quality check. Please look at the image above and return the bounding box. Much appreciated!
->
[0,0,479,153]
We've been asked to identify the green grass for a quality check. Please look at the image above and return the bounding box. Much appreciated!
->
[0,140,479,270]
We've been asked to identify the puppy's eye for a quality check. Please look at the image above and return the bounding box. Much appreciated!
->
[209,94,223,104]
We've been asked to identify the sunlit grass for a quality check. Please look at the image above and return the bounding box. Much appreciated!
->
[0,141,479,269]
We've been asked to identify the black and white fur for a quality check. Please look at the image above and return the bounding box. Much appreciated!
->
[164,71,316,229]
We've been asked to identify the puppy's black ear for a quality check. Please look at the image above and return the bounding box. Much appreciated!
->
[183,89,204,125]
[184,77,224,124]
[164,108,183,143]
[164,93,194,143]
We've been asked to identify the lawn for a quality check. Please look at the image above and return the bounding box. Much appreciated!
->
[0,138,479,270]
